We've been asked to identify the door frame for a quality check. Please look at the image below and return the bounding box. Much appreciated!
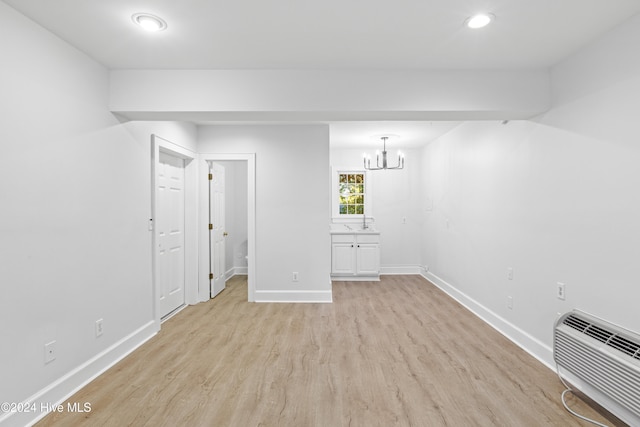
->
[151,135,198,326]
[199,153,256,302]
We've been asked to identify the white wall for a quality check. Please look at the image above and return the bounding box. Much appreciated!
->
[198,125,332,302]
[420,13,640,372]
[0,4,196,425]
[330,148,422,272]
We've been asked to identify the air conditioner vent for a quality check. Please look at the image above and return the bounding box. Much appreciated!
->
[555,311,640,424]
[563,314,590,332]
[562,314,640,359]
[584,324,614,344]
[609,334,640,360]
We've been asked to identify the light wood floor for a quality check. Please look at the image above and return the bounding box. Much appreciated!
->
[37,275,625,426]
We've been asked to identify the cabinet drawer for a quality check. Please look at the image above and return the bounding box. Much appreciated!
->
[331,234,355,244]
[356,234,380,244]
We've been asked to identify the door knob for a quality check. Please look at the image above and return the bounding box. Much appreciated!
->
[223,232,228,237]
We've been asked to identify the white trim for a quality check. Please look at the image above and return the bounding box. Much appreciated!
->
[331,275,380,282]
[380,265,422,275]
[153,135,196,159]
[234,267,248,276]
[331,167,372,221]
[161,304,188,323]
[330,264,422,281]
[198,153,256,302]
[254,290,333,303]
[224,266,248,281]
[151,135,198,327]
[421,270,554,370]
[0,321,157,427]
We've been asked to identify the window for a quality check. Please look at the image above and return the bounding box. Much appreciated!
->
[338,173,365,215]
[332,168,371,220]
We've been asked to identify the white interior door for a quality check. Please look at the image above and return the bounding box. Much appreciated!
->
[158,151,186,317]
[209,162,226,298]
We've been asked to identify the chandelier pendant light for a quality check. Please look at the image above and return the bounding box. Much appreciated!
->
[363,136,404,170]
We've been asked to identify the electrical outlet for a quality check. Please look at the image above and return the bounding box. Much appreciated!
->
[44,341,56,364]
[292,272,299,282]
[507,267,514,280]
[557,282,566,300]
[507,296,513,310]
[95,319,104,337]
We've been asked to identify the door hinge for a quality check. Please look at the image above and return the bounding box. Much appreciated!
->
[208,173,213,180]
[209,223,213,230]
[209,273,214,280]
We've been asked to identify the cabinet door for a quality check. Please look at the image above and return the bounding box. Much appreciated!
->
[356,244,380,275]
[332,243,356,275]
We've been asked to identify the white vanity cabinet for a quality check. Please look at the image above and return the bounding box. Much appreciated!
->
[331,232,380,280]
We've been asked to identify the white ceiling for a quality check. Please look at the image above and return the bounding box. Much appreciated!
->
[5,0,640,70]
[4,0,640,147]
[330,121,460,149]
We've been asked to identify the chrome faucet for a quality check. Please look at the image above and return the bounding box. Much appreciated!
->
[362,214,368,229]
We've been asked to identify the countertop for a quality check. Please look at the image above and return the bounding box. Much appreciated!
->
[330,224,380,235]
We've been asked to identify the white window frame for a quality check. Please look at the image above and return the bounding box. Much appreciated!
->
[331,167,373,224]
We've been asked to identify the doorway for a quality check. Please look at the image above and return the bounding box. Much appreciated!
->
[211,160,249,295]
[199,153,256,302]
[152,135,198,324]
[157,151,186,317]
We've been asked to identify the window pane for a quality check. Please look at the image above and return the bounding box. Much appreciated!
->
[338,171,365,215]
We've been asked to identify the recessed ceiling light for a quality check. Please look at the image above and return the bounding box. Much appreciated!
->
[466,13,494,29]
[132,13,167,32]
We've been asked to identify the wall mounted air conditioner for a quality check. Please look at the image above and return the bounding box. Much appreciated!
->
[554,310,640,426]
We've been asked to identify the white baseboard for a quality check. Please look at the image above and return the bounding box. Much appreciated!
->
[330,275,380,282]
[254,290,332,303]
[225,266,248,281]
[330,265,422,281]
[1,321,157,427]
[380,265,423,275]
[421,270,554,370]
